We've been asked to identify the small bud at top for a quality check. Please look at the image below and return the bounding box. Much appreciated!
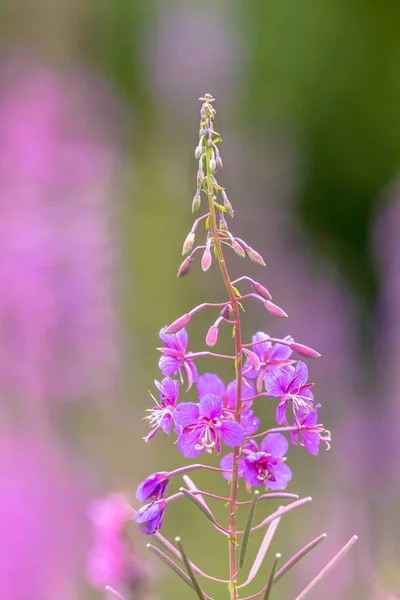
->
[206,324,219,347]
[182,232,195,255]
[165,314,191,335]
[290,342,321,358]
[232,239,246,258]
[177,256,194,277]
[201,247,212,271]
[222,190,234,217]
[192,192,201,213]
[197,170,205,187]
[247,246,266,266]
[252,281,272,300]
[264,300,288,318]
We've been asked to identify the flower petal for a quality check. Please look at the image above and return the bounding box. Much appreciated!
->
[264,366,294,397]
[292,361,308,387]
[269,335,294,362]
[173,402,200,427]
[302,431,321,455]
[159,328,180,350]
[160,377,180,404]
[177,429,204,458]
[261,433,288,457]
[266,463,292,490]
[252,331,271,360]
[197,373,225,400]
[199,394,222,420]
[240,410,260,435]
[220,453,234,480]
[226,379,255,410]
[219,420,244,448]
[158,354,180,377]
[175,328,188,353]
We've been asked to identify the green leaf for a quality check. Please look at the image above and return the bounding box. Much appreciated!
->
[175,537,207,600]
[147,544,195,590]
[205,217,210,230]
[179,487,216,524]
[263,554,281,600]
[213,202,227,212]
[239,490,259,569]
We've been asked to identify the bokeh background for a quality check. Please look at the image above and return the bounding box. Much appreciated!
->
[1,1,400,599]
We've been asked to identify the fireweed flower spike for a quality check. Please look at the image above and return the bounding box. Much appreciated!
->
[130,94,355,600]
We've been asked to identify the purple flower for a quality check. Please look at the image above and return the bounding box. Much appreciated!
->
[136,472,170,502]
[174,394,244,458]
[220,439,258,481]
[264,361,314,425]
[242,434,292,490]
[143,377,179,442]
[243,332,294,392]
[158,327,198,389]
[291,407,331,455]
[196,373,260,435]
[133,500,167,535]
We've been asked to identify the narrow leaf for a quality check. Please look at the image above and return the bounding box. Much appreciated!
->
[274,533,327,583]
[176,537,207,600]
[239,490,259,569]
[214,201,227,212]
[263,553,281,600]
[294,535,358,600]
[232,286,241,297]
[179,487,216,524]
[146,544,194,590]
[238,515,281,588]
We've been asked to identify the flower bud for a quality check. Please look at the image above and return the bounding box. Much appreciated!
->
[220,304,231,320]
[219,215,228,230]
[222,190,234,217]
[264,300,288,318]
[192,192,201,213]
[210,158,216,173]
[195,145,202,159]
[247,246,266,266]
[252,281,272,300]
[290,342,321,358]
[164,314,191,334]
[182,232,195,255]
[246,350,261,370]
[177,256,194,277]
[232,239,246,258]
[216,156,223,170]
[197,170,205,187]
[201,247,212,271]
[206,325,219,347]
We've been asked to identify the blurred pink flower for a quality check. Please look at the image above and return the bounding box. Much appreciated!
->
[0,431,88,600]
[0,56,121,409]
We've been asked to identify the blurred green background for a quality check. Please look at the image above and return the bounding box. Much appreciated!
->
[1,1,400,599]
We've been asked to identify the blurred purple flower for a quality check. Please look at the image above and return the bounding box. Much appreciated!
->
[0,56,121,408]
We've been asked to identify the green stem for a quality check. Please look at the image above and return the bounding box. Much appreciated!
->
[205,142,243,600]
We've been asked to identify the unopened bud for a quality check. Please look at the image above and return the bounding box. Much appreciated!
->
[290,342,321,358]
[264,301,288,318]
[247,246,266,266]
[206,325,219,347]
[216,156,223,170]
[182,232,195,255]
[232,239,246,258]
[192,192,201,213]
[219,215,228,230]
[165,314,191,334]
[197,170,205,187]
[199,127,206,137]
[222,190,234,217]
[195,145,202,159]
[252,282,272,300]
[210,158,216,173]
[177,256,194,277]
[201,247,212,271]
[246,350,261,370]
[220,304,231,320]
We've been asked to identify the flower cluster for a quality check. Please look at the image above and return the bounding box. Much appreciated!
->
[129,94,353,600]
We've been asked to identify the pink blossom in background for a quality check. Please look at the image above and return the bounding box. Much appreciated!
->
[0,55,121,410]
[0,432,88,600]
